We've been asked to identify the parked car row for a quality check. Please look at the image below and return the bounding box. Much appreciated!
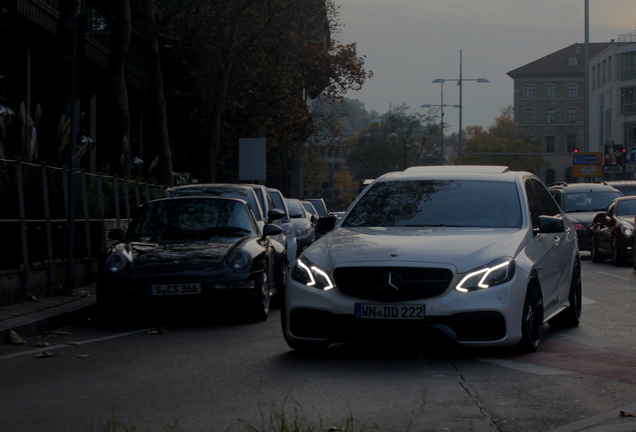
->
[96,182,335,323]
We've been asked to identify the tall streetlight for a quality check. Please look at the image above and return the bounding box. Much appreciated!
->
[433,49,490,165]
[421,91,460,164]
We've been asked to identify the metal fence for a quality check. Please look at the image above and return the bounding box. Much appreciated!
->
[0,158,165,301]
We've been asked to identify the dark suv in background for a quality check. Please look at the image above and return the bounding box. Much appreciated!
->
[549,182,623,250]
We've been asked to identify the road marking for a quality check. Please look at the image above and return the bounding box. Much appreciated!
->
[593,270,631,281]
[0,329,153,360]
[478,358,571,375]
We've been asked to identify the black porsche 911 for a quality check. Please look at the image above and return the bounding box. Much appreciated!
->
[97,196,286,322]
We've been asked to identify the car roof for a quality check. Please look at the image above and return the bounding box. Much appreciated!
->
[549,182,621,193]
[376,165,522,182]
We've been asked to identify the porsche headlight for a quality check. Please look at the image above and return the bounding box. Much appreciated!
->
[295,226,311,236]
[455,258,515,293]
[226,249,251,270]
[104,252,130,273]
[292,257,334,290]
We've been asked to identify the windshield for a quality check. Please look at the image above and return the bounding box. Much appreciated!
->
[164,186,263,221]
[343,180,522,228]
[286,199,307,218]
[563,192,622,213]
[126,198,256,240]
[269,190,290,222]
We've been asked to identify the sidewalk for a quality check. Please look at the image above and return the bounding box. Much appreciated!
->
[0,283,96,345]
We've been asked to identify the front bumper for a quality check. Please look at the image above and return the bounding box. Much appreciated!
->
[283,264,528,348]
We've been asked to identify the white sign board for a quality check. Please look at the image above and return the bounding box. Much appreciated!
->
[239,138,266,181]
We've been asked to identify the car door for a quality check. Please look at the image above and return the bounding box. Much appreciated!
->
[596,201,616,253]
[525,178,574,309]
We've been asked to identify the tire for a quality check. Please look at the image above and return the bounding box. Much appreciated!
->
[249,267,271,322]
[517,276,544,353]
[611,236,626,266]
[550,259,582,328]
[590,235,605,263]
[271,258,288,309]
[632,245,636,271]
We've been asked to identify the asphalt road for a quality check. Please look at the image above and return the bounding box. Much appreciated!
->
[1,253,636,432]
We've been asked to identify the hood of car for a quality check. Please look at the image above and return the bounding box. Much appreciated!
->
[304,227,527,274]
[110,237,246,274]
[564,212,599,225]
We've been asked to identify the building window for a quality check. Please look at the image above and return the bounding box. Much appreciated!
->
[602,59,607,85]
[524,109,535,124]
[568,58,578,67]
[546,136,555,153]
[621,86,636,115]
[546,169,555,185]
[567,135,577,152]
[592,67,596,91]
[567,84,577,98]
[618,52,636,80]
[546,109,556,124]
[546,84,556,98]
[525,85,535,98]
[567,109,577,124]
[608,56,612,82]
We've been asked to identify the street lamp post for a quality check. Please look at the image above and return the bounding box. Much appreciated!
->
[433,49,489,165]
[421,95,460,164]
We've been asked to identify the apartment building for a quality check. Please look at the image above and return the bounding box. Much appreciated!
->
[507,42,612,184]
[588,33,636,180]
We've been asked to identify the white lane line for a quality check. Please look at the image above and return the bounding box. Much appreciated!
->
[0,328,153,360]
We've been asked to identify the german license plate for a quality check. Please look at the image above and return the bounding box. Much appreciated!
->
[149,283,201,295]
[355,304,425,320]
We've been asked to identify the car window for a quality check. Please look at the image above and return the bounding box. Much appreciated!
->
[286,199,307,218]
[269,190,290,222]
[127,199,255,239]
[562,191,622,212]
[617,200,636,217]
[164,186,264,221]
[529,179,560,217]
[343,179,522,228]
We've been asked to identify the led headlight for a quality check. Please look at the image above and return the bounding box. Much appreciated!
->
[455,258,515,293]
[621,225,633,238]
[292,257,334,290]
[104,252,130,273]
[226,249,251,270]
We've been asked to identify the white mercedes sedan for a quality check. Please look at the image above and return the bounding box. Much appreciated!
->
[282,166,581,352]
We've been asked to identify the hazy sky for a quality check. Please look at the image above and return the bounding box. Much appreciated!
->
[339,0,636,133]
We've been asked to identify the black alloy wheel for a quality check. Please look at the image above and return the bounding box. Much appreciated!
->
[549,259,582,328]
[250,265,271,322]
[518,276,544,353]
[590,235,605,263]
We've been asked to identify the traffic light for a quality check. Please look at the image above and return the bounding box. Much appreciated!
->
[573,148,579,153]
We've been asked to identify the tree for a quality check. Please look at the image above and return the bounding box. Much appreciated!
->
[332,168,356,209]
[303,144,329,198]
[462,106,546,173]
[165,0,371,182]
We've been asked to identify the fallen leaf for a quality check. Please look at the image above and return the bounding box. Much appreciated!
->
[55,330,72,336]
[32,341,50,347]
[34,351,58,358]
[77,354,92,359]
[620,411,636,417]
[147,328,166,335]
[7,329,26,345]
[65,341,82,346]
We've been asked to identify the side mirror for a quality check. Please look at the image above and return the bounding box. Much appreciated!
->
[262,223,282,238]
[316,215,338,233]
[310,214,317,224]
[536,215,565,234]
[267,208,285,223]
[289,209,302,219]
[108,228,125,241]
